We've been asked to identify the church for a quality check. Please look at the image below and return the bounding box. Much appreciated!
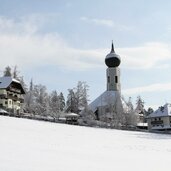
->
[88,43,128,123]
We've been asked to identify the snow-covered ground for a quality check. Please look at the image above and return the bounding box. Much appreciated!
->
[0,116,171,171]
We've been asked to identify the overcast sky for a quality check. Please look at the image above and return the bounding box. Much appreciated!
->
[0,0,171,109]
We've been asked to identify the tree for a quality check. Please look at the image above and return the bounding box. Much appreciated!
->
[33,84,48,115]
[3,66,12,77]
[49,90,60,117]
[66,81,89,113]
[59,92,65,111]
[135,96,146,123]
[146,107,154,116]
[135,96,145,114]
[66,89,77,113]
[13,65,20,80]
[124,97,137,127]
[24,79,34,113]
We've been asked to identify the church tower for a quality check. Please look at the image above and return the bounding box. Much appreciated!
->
[88,42,126,121]
[105,42,121,92]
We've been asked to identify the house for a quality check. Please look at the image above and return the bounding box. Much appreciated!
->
[0,76,25,114]
[147,103,171,131]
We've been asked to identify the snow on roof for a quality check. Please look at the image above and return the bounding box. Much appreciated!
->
[88,90,128,113]
[148,103,171,118]
[0,108,8,113]
[0,76,25,94]
[0,76,20,89]
[137,123,148,127]
[65,113,80,117]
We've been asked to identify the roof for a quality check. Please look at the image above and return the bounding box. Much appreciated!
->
[0,108,8,113]
[0,76,25,94]
[148,103,171,118]
[88,90,128,113]
[65,113,80,117]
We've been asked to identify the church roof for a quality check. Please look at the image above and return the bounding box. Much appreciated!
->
[89,90,128,113]
[148,103,171,118]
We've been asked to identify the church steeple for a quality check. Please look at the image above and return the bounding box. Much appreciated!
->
[105,42,121,68]
[111,41,115,53]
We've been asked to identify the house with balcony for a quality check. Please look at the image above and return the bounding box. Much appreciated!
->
[0,76,25,114]
[147,103,171,131]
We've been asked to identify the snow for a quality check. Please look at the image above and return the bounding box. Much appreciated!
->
[148,103,171,117]
[89,90,128,112]
[0,76,20,89]
[137,123,148,127]
[65,113,80,117]
[0,108,8,113]
[0,115,171,171]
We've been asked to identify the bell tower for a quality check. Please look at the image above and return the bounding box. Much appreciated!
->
[105,42,121,92]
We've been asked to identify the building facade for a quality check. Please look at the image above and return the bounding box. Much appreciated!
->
[0,77,25,114]
[147,103,171,131]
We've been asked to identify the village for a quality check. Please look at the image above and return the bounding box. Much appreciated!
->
[0,43,170,133]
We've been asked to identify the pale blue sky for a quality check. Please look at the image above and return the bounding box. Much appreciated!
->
[0,0,171,109]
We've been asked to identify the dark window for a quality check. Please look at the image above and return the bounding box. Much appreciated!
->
[5,101,8,105]
[115,76,118,83]
[108,76,110,83]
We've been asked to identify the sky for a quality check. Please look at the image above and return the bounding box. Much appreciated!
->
[0,0,171,109]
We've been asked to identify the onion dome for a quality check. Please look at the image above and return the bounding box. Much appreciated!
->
[105,42,121,67]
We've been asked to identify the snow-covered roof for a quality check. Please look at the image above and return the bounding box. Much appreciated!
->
[65,113,80,117]
[0,108,8,113]
[0,77,20,89]
[137,123,148,127]
[89,90,128,113]
[0,76,25,94]
[148,103,171,118]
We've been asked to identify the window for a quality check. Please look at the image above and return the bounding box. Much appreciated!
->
[115,76,118,83]
[107,76,110,83]
[5,101,8,105]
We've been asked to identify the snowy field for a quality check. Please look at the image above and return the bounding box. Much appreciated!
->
[0,116,171,171]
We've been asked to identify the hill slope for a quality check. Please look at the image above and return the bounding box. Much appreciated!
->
[0,116,171,171]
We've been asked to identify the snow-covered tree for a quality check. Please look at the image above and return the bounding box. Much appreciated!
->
[135,96,146,123]
[33,84,49,116]
[135,96,145,114]
[24,79,34,113]
[49,90,60,118]
[66,89,77,113]
[59,92,65,111]
[124,97,137,127]
[66,81,89,113]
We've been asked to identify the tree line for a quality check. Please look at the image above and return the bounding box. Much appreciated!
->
[2,66,89,118]
[2,66,154,128]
